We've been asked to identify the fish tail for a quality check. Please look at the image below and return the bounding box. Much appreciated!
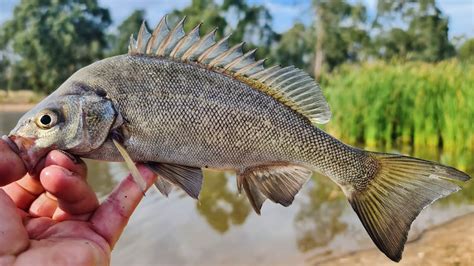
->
[344,151,470,262]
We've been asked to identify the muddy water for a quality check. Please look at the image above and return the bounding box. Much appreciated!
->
[1,110,473,265]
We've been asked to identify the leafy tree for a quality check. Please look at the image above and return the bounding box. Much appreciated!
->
[169,0,276,59]
[271,23,315,72]
[0,0,111,93]
[222,0,275,49]
[374,28,413,60]
[0,54,9,90]
[458,38,474,62]
[108,10,146,56]
[408,10,454,61]
[170,0,227,38]
[373,0,454,61]
[312,0,368,80]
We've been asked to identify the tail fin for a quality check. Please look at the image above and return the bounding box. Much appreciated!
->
[346,152,470,262]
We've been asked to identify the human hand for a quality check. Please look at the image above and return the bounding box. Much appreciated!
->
[0,140,157,266]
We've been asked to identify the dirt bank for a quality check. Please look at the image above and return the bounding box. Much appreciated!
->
[0,90,43,108]
[0,104,35,112]
[318,213,474,266]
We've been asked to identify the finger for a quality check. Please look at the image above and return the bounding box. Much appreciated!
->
[44,150,87,178]
[29,192,58,218]
[0,190,29,255]
[0,139,27,186]
[40,165,99,220]
[2,174,44,210]
[90,164,157,248]
[0,149,86,210]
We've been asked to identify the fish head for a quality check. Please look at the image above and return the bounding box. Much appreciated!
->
[8,89,118,171]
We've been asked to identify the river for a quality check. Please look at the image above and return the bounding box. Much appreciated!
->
[1,110,473,265]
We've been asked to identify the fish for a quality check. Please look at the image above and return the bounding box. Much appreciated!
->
[5,16,470,262]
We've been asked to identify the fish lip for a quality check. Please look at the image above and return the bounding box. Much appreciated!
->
[5,135,51,173]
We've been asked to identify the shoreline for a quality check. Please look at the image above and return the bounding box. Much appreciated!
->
[0,104,36,112]
[317,212,474,265]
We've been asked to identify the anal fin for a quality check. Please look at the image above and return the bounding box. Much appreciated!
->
[147,163,203,199]
[239,164,312,214]
[154,175,174,197]
[241,176,267,215]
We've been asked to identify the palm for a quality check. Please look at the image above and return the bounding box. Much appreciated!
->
[9,218,110,265]
[0,144,156,266]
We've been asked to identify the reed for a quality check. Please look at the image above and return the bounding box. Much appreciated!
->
[322,60,474,168]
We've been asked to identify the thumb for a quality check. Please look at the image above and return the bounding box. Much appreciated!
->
[0,138,27,186]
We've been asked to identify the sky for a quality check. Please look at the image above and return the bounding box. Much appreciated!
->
[0,0,472,39]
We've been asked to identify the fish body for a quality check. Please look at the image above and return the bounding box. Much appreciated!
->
[7,17,470,262]
[63,55,358,179]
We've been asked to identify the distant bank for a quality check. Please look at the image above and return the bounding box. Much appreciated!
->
[0,104,35,112]
[0,90,43,112]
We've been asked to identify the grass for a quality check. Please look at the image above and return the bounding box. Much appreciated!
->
[322,59,474,168]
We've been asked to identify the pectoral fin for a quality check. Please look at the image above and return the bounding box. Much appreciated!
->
[147,163,203,199]
[112,139,147,193]
[239,164,312,214]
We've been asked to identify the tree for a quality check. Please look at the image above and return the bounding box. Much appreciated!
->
[170,0,227,39]
[373,0,454,61]
[108,10,146,56]
[0,0,111,93]
[169,0,276,59]
[312,0,368,80]
[458,38,474,62]
[270,23,315,72]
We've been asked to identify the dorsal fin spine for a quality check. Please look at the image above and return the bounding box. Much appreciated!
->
[128,34,136,54]
[225,48,256,70]
[157,16,186,56]
[209,42,244,67]
[130,16,332,125]
[249,65,280,79]
[235,58,265,76]
[182,28,217,60]
[146,16,170,54]
[198,33,231,63]
[170,23,202,58]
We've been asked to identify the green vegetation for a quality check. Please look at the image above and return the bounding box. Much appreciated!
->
[0,0,110,93]
[323,60,474,161]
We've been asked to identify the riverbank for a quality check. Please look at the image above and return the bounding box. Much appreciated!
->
[0,90,43,108]
[318,213,474,266]
[0,104,35,112]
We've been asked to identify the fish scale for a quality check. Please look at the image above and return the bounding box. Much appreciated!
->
[7,16,470,262]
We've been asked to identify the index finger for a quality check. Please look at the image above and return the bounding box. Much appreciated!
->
[90,164,156,248]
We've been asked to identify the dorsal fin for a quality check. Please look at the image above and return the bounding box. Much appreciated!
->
[128,16,331,124]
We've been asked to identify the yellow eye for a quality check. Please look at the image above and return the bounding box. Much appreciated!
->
[35,110,59,129]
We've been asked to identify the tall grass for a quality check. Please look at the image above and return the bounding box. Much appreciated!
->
[322,60,474,168]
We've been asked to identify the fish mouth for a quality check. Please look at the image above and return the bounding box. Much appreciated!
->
[3,135,51,173]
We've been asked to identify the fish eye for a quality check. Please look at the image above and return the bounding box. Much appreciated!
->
[35,110,59,129]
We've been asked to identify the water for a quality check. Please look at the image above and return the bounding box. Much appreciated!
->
[1,110,473,265]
